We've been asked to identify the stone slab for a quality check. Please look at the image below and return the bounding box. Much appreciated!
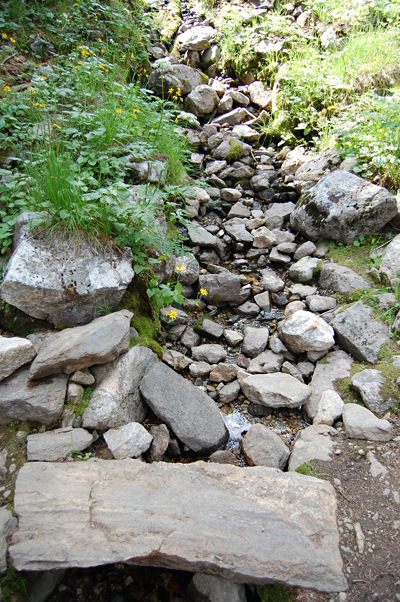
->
[10,460,347,593]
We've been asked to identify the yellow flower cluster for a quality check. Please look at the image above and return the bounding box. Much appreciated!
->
[34,102,46,108]
[165,309,178,320]
[168,87,183,102]
[98,63,108,72]
[3,85,11,92]
[200,288,208,296]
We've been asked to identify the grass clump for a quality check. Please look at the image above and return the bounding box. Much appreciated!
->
[295,462,322,479]
[259,583,297,602]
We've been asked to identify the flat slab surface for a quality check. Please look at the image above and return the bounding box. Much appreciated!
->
[11,460,346,592]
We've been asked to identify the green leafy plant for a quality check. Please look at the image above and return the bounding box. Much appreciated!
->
[67,449,93,460]
[295,462,322,478]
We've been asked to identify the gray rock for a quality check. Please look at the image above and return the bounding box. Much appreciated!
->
[188,574,246,602]
[242,326,269,358]
[260,269,284,292]
[181,327,201,348]
[0,336,36,382]
[209,450,238,464]
[293,241,317,261]
[0,506,17,572]
[218,380,241,403]
[223,329,243,346]
[66,382,84,405]
[254,291,271,312]
[160,306,189,326]
[174,254,200,285]
[264,202,296,228]
[176,26,216,51]
[232,124,259,143]
[242,424,289,469]
[191,344,227,364]
[288,424,337,471]
[227,202,251,218]
[220,188,242,202]
[237,301,260,317]
[281,310,335,354]
[189,361,212,378]
[252,227,276,248]
[0,216,133,326]
[184,85,220,117]
[250,172,276,191]
[297,361,315,377]
[70,368,95,386]
[306,295,337,313]
[104,422,152,459]
[10,460,347,592]
[290,171,397,244]
[148,63,203,97]
[240,373,311,409]
[224,218,253,243]
[380,234,400,288]
[248,81,273,109]
[289,257,322,283]
[27,427,94,462]
[281,361,304,382]
[146,424,170,463]
[350,369,391,413]
[140,362,228,454]
[248,351,284,374]
[304,350,353,420]
[319,263,369,295]
[198,319,224,339]
[285,300,306,318]
[0,367,67,426]
[82,346,157,430]
[187,224,217,247]
[331,301,389,364]
[198,273,243,306]
[163,350,193,371]
[212,108,251,126]
[269,248,291,265]
[289,284,318,298]
[29,310,132,379]
[343,404,393,442]
[313,390,344,426]
[281,147,308,177]
[209,363,238,383]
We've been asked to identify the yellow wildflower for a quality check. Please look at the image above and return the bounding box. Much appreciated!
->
[131,53,134,59]
[29,88,36,93]
[168,87,174,94]
[175,117,178,123]
[9,37,16,43]
[177,87,181,96]
[3,85,11,92]
[200,288,208,296]
[53,123,61,129]
[122,54,126,58]
[101,48,105,53]
[1,33,7,39]
[73,65,79,69]
[98,38,102,42]
[98,63,108,71]
[176,265,185,272]
[166,310,178,320]
[39,75,47,79]
[173,96,177,101]
[116,109,123,114]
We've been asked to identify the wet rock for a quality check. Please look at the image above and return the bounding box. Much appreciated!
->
[240,373,311,409]
[140,362,228,454]
[0,217,134,326]
[176,26,217,51]
[163,350,193,371]
[184,85,220,117]
[82,346,157,430]
[209,363,238,383]
[248,351,284,374]
[293,241,317,261]
[379,234,400,288]
[304,350,353,420]
[224,218,253,243]
[0,506,17,572]
[313,390,344,426]
[288,424,337,471]
[350,369,392,414]
[104,422,153,459]
[343,404,393,442]
[289,257,322,283]
[319,263,369,295]
[29,310,132,379]
[209,450,239,465]
[198,319,224,339]
[242,326,269,358]
[260,269,284,292]
[281,310,335,354]
[0,336,36,382]
[11,460,347,592]
[70,368,95,386]
[27,427,94,462]
[331,301,389,364]
[0,367,67,426]
[223,329,244,346]
[198,273,243,306]
[306,295,337,313]
[218,380,241,403]
[148,63,203,97]
[290,171,397,244]
[192,344,227,364]
[242,424,289,469]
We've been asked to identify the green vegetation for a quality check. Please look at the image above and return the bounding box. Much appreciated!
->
[0,567,27,602]
[259,583,297,602]
[66,386,93,418]
[295,462,322,478]
[130,314,163,357]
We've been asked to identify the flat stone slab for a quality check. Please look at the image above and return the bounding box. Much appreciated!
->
[27,427,94,462]
[10,460,347,593]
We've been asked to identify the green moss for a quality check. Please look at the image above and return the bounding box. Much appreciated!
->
[259,583,297,602]
[226,139,245,162]
[157,0,182,40]
[295,462,322,478]
[0,567,28,602]
[0,300,52,338]
[130,338,163,358]
[192,314,212,332]
[131,315,159,340]
[66,387,93,418]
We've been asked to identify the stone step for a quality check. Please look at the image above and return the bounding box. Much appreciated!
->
[11,460,347,593]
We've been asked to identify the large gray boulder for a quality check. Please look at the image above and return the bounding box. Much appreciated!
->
[304,350,353,420]
[29,310,132,379]
[380,234,400,288]
[198,273,244,306]
[176,26,216,51]
[343,403,393,441]
[103,422,153,459]
[350,369,392,414]
[0,214,134,326]
[288,424,337,471]
[184,85,219,118]
[280,310,335,354]
[319,263,369,295]
[27,427,94,462]
[10,460,348,592]
[82,346,158,430]
[0,336,36,382]
[241,424,289,470]
[240,373,312,409]
[0,367,67,425]
[140,362,228,455]
[0,506,17,573]
[148,62,204,97]
[331,301,389,364]
[290,171,397,244]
